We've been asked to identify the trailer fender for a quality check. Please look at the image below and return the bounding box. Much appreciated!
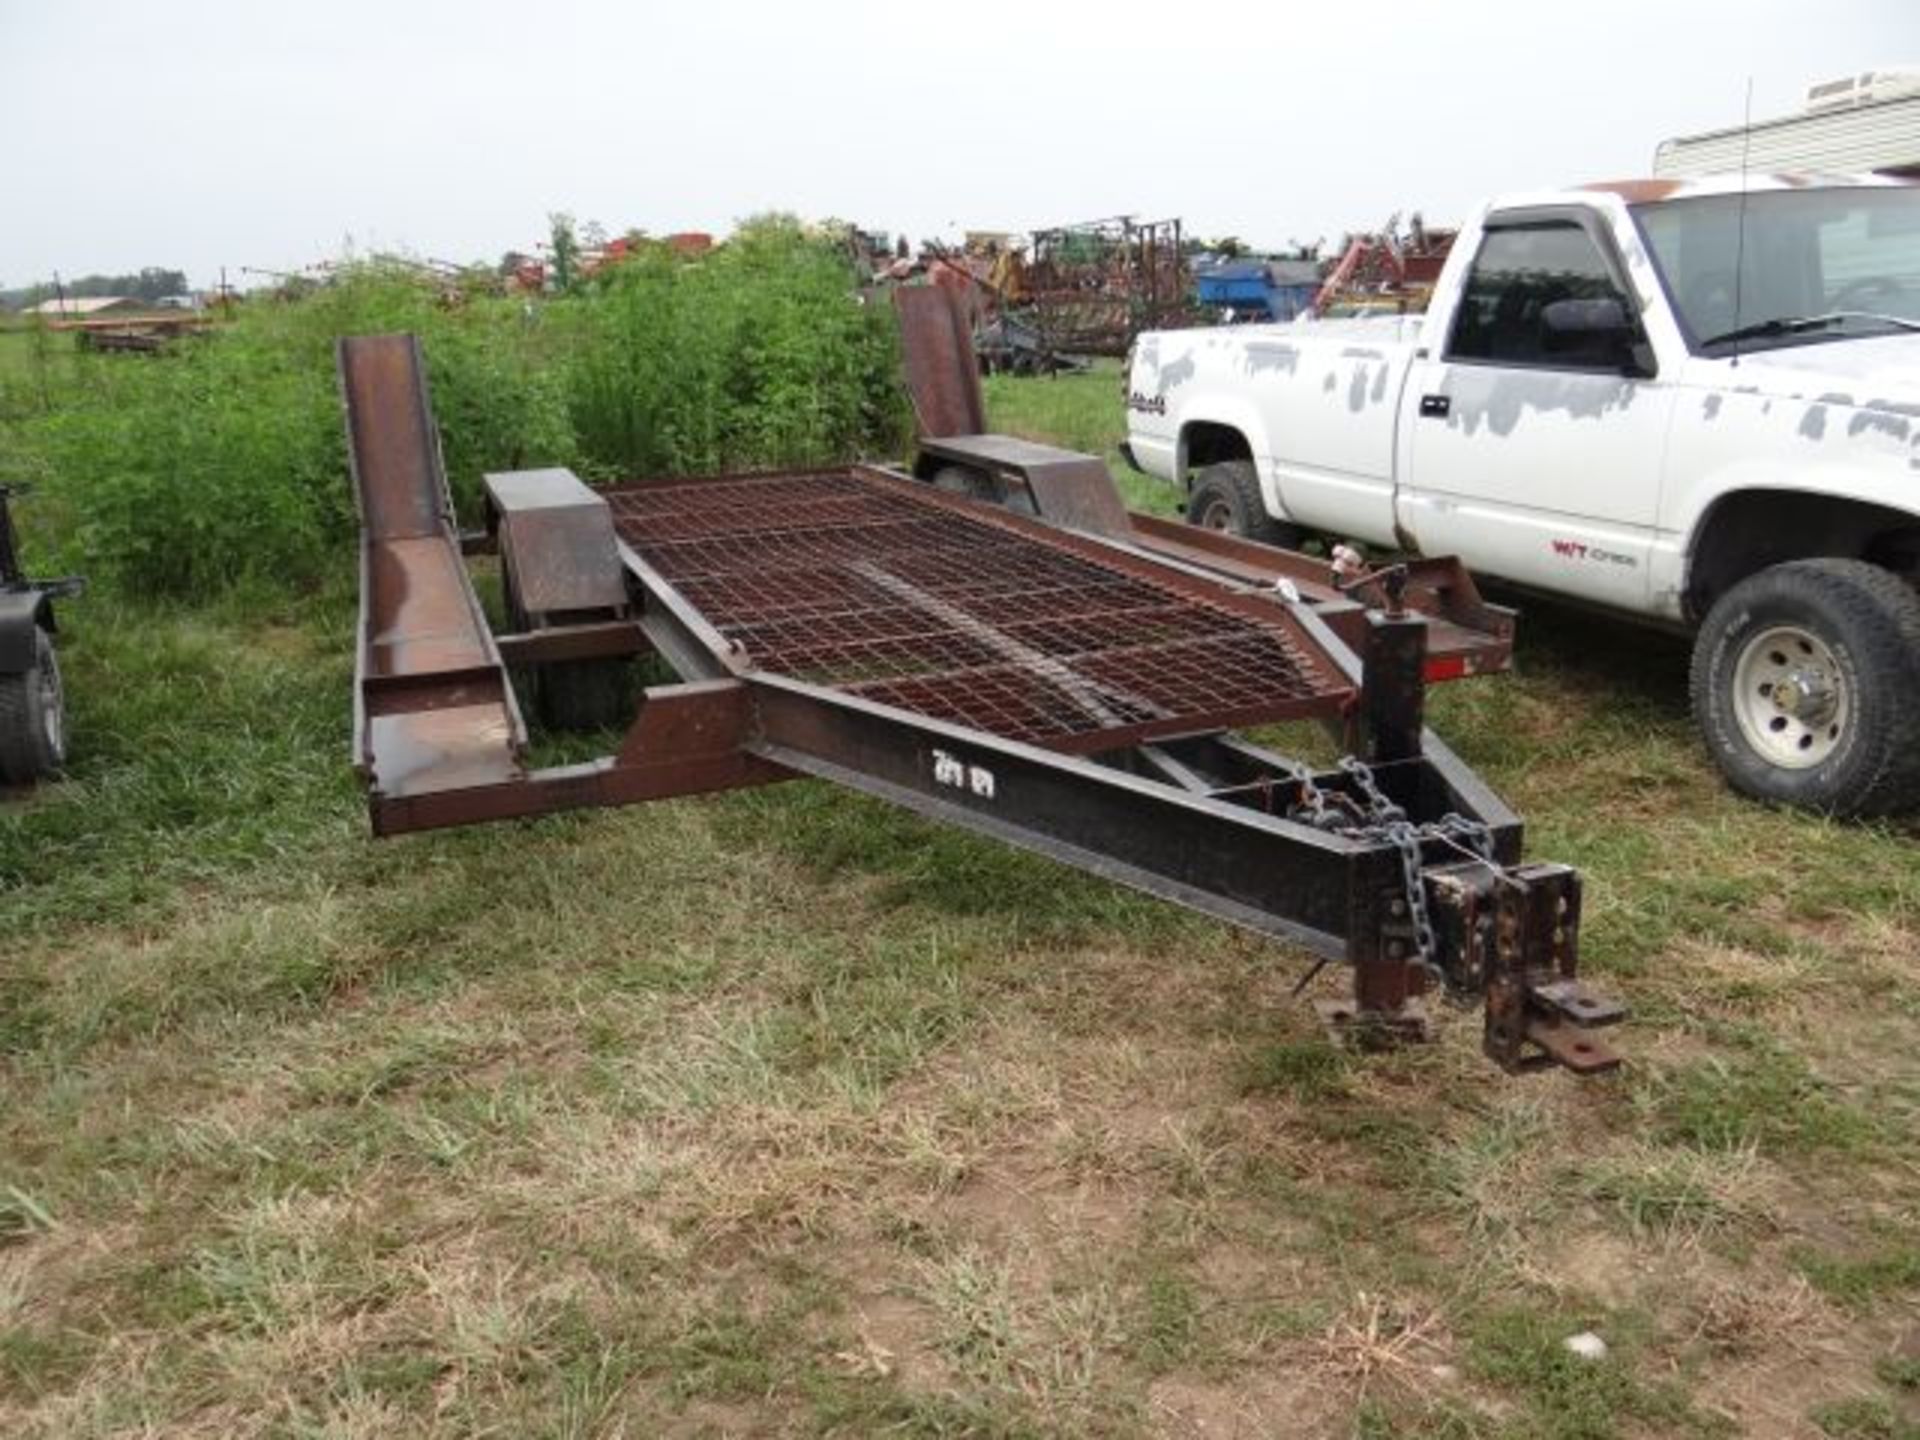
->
[0,591,52,674]
[484,468,627,625]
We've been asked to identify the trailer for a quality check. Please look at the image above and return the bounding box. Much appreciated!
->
[339,321,1624,1076]
[0,486,83,785]
[1654,72,1920,179]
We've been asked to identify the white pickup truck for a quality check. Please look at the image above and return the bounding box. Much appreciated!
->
[1126,174,1920,816]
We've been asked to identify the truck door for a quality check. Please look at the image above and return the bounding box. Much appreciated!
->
[1399,212,1676,609]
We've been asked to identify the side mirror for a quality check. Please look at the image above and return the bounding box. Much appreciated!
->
[1541,297,1630,338]
[1541,297,1654,377]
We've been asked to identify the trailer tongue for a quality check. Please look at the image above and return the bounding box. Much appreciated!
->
[340,331,1623,1076]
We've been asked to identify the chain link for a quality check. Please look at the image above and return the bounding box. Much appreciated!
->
[1285,758,1499,986]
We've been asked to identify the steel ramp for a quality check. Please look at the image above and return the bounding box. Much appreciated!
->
[340,334,525,808]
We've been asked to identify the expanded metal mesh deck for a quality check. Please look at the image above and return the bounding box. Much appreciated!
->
[609,470,1350,750]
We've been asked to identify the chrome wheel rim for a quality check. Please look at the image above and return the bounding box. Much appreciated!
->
[1732,624,1847,770]
[40,651,63,760]
[1198,498,1233,531]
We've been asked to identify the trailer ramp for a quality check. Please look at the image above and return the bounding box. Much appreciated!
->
[341,334,525,802]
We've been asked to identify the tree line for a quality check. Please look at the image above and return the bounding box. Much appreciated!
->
[0,267,191,312]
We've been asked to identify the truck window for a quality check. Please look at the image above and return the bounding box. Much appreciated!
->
[1634,187,1920,350]
[1446,222,1633,369]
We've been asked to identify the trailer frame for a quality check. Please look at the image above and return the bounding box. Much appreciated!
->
[339,332,1622,1076]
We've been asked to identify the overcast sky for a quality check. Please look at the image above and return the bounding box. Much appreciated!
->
[3,0,1914,289]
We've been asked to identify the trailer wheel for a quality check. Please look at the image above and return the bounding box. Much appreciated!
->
[535,659,633,733]
[1691,558,1920,816]
[0,626,66,784]
[502,549,634,733]
[930,465,1036,517]
[931,464,995,502]
[1186,461,1302,548]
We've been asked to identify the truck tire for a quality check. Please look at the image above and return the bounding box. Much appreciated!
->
[0,626,66,785]
[1185,461,1302,548]
[1690,558,1920,816]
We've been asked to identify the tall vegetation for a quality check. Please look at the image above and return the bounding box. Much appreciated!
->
[0,218,910,599]
[566,217,906,477]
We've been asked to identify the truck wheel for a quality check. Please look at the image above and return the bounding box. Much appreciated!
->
[1690,559,1920,816]
[1186,461,1302,548]
[0,626,67,784]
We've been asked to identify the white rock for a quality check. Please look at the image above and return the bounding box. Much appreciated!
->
[1564,1331,1608,1360]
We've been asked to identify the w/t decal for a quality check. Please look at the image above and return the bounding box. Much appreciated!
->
[1550,538,1638,568]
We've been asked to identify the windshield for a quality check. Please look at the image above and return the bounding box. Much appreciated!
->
[1632,186,1920,352]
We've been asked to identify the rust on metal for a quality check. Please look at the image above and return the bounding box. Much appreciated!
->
[604,467,1352,753]
[893,285,987,438]
[341,334,525,802]
[342,334,451,541]
[917,434,1134,542]
[337,329,1623,1077]
[1022,215,1190,356]
[493,619,648,667]
[485,468,628,619]
[369,679,786,836]
[1126,513,1515,680]
[1579,178,1687,204]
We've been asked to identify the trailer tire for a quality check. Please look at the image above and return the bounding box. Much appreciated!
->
[536,659,633,733]
[930,465,1036,517]
[0,626,66,785]
[1690,558,1920,817]
[501,548,634,733]
[1186,461,1302,548]
[931,464,995,502]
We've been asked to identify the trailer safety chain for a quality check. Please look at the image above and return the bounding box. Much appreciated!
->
[1339,756,1406,825]
[1431,812,1496,864]
[1379,819,1443,982]
[1282,761,1349,832]
[1288,758,1499,990]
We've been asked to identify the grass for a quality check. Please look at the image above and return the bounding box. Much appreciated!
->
[1,358,1918,1436]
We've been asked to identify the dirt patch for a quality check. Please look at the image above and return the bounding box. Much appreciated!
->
[936,1149,1139,1255]
[842,1284,950,1393]
[1146,1370,1340,1438]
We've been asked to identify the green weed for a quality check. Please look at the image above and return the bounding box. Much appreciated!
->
[1464,1304,1720,1440]
[4,224,909,600]
[1810,1394,1919,1439]
[1796,1242,1920,1312]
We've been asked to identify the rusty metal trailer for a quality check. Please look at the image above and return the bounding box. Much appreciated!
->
[341,329,1622,1076]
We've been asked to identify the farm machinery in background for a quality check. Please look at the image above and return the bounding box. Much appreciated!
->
[885,217,1194,373]
[1313,212,1457,316]
[0,487,82,786]
[336,289,1627,1078]
[889,208,1458,369]
[1017,216,1192,357]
